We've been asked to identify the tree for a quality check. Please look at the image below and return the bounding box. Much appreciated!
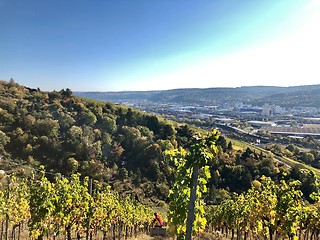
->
[0,109,15,126]
[59,113,76,129]
[126,108,136,126]
[275,180,302,239]
[66,157,79,174]
[119,167,129,180]
[157,139,174,151]
[36,118,60,137]
[53,174,91,240]
[99,115,117,133]
[166,130,219,240]
[286,144,295,153]
[217,136,227,150]
[161,123,176,139]
[146,115,160,134]
[1,175,30,240]
[91,183,120,240]
[60,88,73,98]
[301,152,315,163]
[29,167,56,240]
[79,111,97,126]
[0,130,10,154]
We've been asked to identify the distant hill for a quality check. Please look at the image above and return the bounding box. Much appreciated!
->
[253,88,320,108]
[75,85,320,108]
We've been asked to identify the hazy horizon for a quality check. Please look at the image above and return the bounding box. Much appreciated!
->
[72,83,320,93]
[2,79,320,93]
[1,0,319,91]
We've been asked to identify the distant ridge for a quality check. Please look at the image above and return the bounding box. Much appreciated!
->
[74,84,320,108]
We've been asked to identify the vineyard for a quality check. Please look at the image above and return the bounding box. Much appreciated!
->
[2,131,320,240]
[3,169,320,240]
[206,175,320,240]
[0,167,156,240]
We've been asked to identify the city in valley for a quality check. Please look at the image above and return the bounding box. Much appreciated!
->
[75,85,320,147]
[123,100,320,145]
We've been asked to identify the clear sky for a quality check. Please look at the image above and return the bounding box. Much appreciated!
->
[1,0,319,91]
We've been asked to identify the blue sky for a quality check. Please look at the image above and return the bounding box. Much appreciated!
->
[1,0,319,91]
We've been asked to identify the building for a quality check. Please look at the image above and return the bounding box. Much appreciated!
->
[262,126,320,138]
[261,104,285,117]
[213,117,237,126]
[248,120,276,128]
[262,105,274,117]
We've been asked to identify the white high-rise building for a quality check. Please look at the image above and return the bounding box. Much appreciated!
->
[262,105,274,117]
[262,104,285,117]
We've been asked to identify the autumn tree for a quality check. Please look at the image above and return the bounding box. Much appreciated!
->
[166,130,219,240]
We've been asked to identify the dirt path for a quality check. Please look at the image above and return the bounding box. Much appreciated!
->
[128,233,170,240]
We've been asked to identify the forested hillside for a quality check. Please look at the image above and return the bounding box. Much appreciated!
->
[254,88,320,108]
[0,80,318,206]
[0,80,180,204]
